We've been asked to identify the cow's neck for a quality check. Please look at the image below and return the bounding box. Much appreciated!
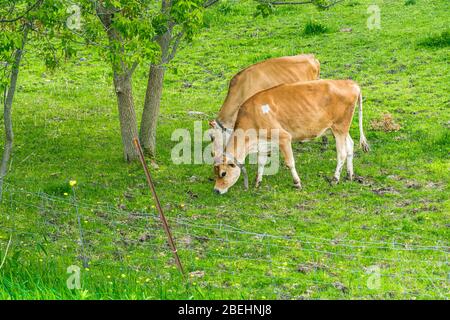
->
[217,95,240,129]
[224,131,248,165]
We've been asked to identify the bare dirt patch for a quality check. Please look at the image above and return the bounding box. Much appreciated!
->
[297,262,328,274]
[372,186,400,195]
[370,113,401,132]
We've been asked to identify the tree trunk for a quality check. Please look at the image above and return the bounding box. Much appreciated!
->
[113,72,139,162]
[0,28,28,202]
[96,5,139,162]
[139,29,172,158]
[139,64,165,157]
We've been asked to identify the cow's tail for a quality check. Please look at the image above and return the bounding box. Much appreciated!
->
[304,53,320,79]
[357,90,370,152]
[313,55,320,79]
[311,54,320,80]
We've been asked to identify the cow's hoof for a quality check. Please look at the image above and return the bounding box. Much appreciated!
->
[331,177,339,185]
[255,181,261,188]
[293,182,302,190]
[346,174,354,182]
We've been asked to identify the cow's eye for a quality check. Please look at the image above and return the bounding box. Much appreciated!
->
[228,163,236,168]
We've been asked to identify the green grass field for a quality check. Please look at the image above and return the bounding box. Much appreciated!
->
[0,0,449,299]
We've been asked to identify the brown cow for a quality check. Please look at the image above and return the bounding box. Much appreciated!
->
[213,79,370,194]
[209,54,320,158]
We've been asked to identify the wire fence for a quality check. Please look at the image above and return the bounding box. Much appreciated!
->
[0,184,448,299]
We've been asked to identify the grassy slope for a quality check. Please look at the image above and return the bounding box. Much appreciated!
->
[0,0,449,299]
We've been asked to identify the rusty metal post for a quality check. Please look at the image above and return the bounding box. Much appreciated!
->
[132,138,185,277]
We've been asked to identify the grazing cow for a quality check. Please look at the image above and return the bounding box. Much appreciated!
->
[209,54,321,158]
[213,79,370,194]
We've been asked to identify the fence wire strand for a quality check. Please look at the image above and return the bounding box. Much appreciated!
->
[0,184,448,299]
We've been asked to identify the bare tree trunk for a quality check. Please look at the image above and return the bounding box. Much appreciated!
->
[139,64,165,157]
[113,72,139,162]
[139,0,196,157]
[0,27,28,202]
[139,29,173,157]
[96,5,139,162]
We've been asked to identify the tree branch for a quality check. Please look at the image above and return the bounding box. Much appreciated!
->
[95,2,129,72]
[317,0,344,9]
[204,0,221,8]
[166,31,184,63]
[267,0,343,8]
[0,0,43,23]
[129,61,139,77]
[269,1,312,5]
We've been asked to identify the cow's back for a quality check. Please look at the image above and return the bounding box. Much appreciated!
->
[236,79,360,141]
[217,54,320,127]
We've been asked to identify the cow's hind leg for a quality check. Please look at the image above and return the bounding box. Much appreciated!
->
[331,132,348,184]
[278,131,302,189]
[346,134,354,181]
[321,135,329,152]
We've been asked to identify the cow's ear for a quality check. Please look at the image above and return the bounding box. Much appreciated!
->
[208,120,216,128]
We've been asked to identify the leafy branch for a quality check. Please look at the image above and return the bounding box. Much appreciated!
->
[0,0,44,23]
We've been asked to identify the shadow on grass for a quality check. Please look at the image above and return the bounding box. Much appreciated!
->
[418,30,450,48]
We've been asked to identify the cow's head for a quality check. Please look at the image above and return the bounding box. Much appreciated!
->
[208,120,232,159]
[213,154,242,194]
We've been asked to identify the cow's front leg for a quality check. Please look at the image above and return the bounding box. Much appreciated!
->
[279,132,302,189]
[255,151,269,188]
